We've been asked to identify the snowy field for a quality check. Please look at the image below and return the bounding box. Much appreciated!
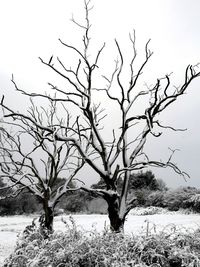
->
[1,212,200,266]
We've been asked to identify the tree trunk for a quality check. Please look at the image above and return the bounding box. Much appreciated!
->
[44,205,54,231]
[41,200,54,232]
[108,206,125,232]
[106,194,125,232]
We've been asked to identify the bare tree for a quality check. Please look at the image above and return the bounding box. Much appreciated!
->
[1,0,200,232]
[0,98,84,231]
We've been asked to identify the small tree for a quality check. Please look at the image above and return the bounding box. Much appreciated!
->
[0,99,84,231]
[1,0,200,232]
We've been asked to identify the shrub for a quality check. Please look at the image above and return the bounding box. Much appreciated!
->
[62,191,93,213]
[4,217,200,267]
[87,198,108,214]
[163,187,198,211]
[146,191,165,207]
[0,192,40,216]
[185,193,200,212]
[145,187,200,212]
[130,206,168,216]
[134,189,151,206]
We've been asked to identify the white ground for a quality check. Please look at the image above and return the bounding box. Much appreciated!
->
[1,213,200,266]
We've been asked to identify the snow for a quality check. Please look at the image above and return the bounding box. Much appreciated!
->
[0,232,18,266]
[1,212,200,266]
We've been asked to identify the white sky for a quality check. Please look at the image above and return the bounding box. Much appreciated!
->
[0,0,200,188]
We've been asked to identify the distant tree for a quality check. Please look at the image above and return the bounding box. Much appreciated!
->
[1,1,199,232]
[92,171,166,192]
[0,99,84,231]
[116,171,164,192]
[130,171,159,190]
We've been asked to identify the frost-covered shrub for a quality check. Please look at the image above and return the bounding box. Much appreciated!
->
[4,217,200,267]
[144,187,200,213]
[130,206,168,216]
[185,193,200,212]
[163,187,198,211]
[134,189,151,206]
[146,191,165,207]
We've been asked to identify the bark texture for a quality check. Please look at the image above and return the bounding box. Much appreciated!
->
[40,198,54,232]
[106,194,125,232]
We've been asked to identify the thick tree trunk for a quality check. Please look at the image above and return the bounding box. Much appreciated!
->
[108,206,125,232]
[44,205,54,231]
[106,194,126,232]
[41,200,54,232]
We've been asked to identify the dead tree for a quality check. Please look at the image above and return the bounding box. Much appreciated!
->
[1,0,200,232]
[0,98,84,231]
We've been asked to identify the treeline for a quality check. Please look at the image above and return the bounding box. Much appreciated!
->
[1,171,200,215]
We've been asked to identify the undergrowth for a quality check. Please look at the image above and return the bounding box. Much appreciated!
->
[3,216,200,267]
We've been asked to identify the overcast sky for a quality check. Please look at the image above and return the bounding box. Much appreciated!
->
[0,0,200,188]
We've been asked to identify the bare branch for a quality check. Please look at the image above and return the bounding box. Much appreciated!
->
[115,40,125,103]
[155,121,187,132]
[127,39,153,102]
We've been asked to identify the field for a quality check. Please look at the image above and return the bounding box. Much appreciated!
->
[1,211,200,266]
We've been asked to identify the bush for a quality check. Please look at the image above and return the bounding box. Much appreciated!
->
[4,217,200,267]
[63,191,92,213]
[163,187,198,211]
[144,187,200,213]
[0,192,40,216]
[86,198,108,214]
[134,189,151,206]
[128,188,163,208]
[146,191,165,207]
[185,193,200,212]
[130,206,168,216]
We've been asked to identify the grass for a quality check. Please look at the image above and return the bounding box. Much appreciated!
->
[3,216,200,267]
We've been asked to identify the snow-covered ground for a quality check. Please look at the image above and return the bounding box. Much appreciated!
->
[1,212,200,266]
